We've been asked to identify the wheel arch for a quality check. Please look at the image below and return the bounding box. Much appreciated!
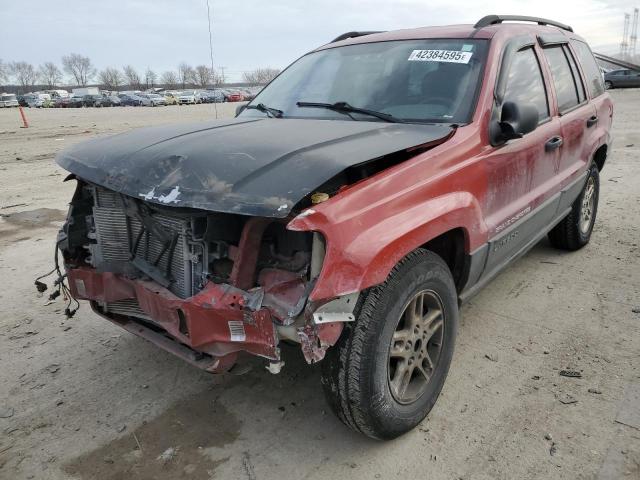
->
[296,192,487,301]
[593,144,607,171]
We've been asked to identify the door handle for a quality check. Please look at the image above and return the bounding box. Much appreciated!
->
[545,136,563,152]
[586,115,598,128]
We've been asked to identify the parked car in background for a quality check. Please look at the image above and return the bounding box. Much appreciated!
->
[17,95,28,107]
[24,93,53,108]
[95,95,122,107]
[200,90,225,103]
[140,93,167,106]
[82,95,105,107]
[241,89,256,101]
[54,97,72,108]
[0,93,19,108]
[105,95,122,107]
[178,90,199,104]
[604,69,640,89]
[118,94,149,106]
[225,90,244,102]
[163,92,178,105]
[68,96,85,108]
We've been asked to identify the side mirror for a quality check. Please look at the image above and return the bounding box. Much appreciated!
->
[235,104,247,117]
[492,101,539,144]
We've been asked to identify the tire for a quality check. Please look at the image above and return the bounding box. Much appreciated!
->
[321,249,458,440]
[548,163,599,251]
[604,81,613,90]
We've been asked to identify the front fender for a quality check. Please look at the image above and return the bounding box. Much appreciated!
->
[289,191,487,301]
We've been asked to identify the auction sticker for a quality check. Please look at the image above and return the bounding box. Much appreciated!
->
[408,49,473,64]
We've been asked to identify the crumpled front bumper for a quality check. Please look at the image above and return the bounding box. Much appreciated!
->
[67,267,280,373]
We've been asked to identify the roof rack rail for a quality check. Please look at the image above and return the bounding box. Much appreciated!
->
[331,31,384,43]
[474,15,573,32]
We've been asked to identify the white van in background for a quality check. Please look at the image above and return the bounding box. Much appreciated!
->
[45,89,70,99]
[0,93,19,107]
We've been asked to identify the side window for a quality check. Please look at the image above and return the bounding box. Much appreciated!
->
[564,46,586,103]
[503,47,550,122]
[543,46,580,113]
[571,40,605,98]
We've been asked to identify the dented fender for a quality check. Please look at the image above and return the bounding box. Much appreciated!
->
[290,190,487,301]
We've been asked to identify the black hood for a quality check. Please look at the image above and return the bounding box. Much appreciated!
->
[56,117,453,218]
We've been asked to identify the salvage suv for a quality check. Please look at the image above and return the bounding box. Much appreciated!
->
[51,15,611,439]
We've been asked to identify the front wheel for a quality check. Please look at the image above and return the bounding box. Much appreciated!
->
[321,249,458,440]
[548,163,599,250]
[604,80,613,90]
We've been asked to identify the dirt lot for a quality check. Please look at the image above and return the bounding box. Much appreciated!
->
[0,96,638,480]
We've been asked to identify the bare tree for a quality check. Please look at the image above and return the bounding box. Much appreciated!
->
[98,67,123,91]
[144,68,157,89]
[38,62,63,88]
[9,61,37,92]
[161,70,178,89]
[178,62,196,89]
[62,53,95,86]
[0,59,8,87]
[242,67,281,85]
[194,65,213,87]
[122,65,141,90]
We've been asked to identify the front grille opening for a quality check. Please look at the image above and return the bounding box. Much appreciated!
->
[177,308,189,337]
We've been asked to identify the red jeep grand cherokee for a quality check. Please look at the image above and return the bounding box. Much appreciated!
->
[51,15,611,439]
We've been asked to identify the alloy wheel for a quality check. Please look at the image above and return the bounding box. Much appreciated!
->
[388,289,445,404]
[579,176,596,234]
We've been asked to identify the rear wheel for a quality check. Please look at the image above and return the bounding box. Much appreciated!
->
[321,249,458,440]
[548,163,599,250]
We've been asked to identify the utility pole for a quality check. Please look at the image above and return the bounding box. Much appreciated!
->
[621,13,630,59]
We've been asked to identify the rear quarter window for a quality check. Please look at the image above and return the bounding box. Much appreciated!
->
[571,40,605,98]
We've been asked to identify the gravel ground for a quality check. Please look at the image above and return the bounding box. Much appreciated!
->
[0,95,638,480]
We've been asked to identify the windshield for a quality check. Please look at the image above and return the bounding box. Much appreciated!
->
[241,39,487,124]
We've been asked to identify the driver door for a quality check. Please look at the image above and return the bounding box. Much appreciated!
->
[479,44,562,277]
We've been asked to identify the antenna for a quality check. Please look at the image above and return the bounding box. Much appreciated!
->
[206,0,218,118]
[630,8,639,59]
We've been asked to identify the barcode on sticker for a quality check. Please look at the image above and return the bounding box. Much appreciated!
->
[228,321,246,342]
[408,49,473,64]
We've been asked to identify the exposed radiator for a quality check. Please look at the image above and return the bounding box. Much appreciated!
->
[91,187,195,299]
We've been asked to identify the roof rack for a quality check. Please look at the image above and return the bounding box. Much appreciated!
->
[474,15,573,32]
[331,31,384,43]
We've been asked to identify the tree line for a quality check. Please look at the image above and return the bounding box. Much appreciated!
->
[0,54,280,92]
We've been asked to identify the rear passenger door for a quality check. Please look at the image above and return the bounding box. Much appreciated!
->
[540,41,595,206]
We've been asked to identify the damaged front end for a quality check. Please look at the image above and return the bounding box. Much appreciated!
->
[55,179,353,373]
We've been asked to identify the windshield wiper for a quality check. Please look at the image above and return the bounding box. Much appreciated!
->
[245,103,283,118]
[296,101,405,123]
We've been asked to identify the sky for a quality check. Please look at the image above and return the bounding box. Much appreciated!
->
[0,0,637,83]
